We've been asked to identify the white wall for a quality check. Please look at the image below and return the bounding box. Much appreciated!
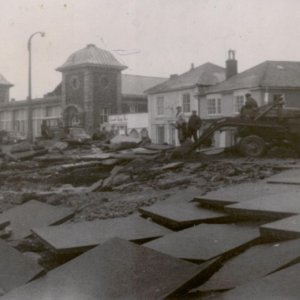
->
[148,87,198,145]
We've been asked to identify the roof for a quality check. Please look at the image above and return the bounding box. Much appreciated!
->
[146,63,226,95]
[57,44,127,71]
[45,74,166,98]
[204,61,300,95]
[0,74,13,86]
[121,74,167,96]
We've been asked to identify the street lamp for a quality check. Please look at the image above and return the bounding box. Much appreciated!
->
[27,31,45,142]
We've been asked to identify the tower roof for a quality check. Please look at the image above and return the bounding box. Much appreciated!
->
[0,74,13,86]
[57,44,127,72]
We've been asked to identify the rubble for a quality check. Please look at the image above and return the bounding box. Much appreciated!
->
[0,139,299,298]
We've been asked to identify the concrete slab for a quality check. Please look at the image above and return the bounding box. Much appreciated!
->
[260,214,300,240]
[195,182,300,209]
[139,202,228,230]
[0,238,43,295]
[198,239,300,292]
[267,168,300,185]
[32,215,172,254]
[0,200,74,240]
[1,238,209,300]
[209,263,300,300]
[225,191,300,220]
[144,224,260,262]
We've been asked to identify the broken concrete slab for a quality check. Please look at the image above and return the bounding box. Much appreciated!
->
[208,263,300,300]
[225,191,300,220]
[266,168,300,185]
[144,224,260,262]
[1,238,207,300]
[139,201,228,230]
[0,200,74,240]
[198,239,300,292]
[0,238,43,295]
[195,182,300,209]
[260,214,300,240]
[32,215,172,254]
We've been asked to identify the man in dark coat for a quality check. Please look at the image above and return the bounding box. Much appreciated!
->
[240,93,258,120]
[188,110,202,142]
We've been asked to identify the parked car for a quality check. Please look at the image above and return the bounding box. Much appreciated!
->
[63,127,91,145]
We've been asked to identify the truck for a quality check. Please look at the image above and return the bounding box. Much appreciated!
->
[195,101,300,157]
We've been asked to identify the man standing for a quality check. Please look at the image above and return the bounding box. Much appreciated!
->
[175,106,187,144]
[240,93,258,120]
[188,110,202,142]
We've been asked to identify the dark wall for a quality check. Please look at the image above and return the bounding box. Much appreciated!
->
[65,71,84,108]
[92,69,119,126]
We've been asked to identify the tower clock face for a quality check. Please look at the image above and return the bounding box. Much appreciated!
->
[70,75,80,90]
[99,75,109,88]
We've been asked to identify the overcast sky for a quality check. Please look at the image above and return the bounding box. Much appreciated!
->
[1,0,300,100]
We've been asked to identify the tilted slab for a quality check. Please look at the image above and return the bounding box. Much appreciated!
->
[225,192,300,220]
[209,263,300,300]
[198,239,300,292]
[1,238,208,300]
[0,238,43,295]
[267,168,300,185]
[195,182,300,209]
[139,201,228,230]
[260,214,300,240]
[144,224,260,262]
[32,215,172,254]
[0,200,74,240]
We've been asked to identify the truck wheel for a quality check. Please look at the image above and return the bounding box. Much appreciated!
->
[239,135,266,157]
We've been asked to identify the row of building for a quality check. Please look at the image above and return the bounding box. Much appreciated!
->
[1,46,300,145]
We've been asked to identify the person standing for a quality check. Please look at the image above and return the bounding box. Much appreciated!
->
[175,106,187,144]
[188,110,202,142]
[240,93,258,120]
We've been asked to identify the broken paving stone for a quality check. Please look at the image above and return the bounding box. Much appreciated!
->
[208,263,300,300]
[139,201,228,230]
[260,214,300,240]
[198,239,300,292]
[144,224,260,262]
[225,191,300,221]
[31,215,172,254]
[0,200,74,240]
[1,238,206,300]
[0,238,43,295]
[195,182,300,209]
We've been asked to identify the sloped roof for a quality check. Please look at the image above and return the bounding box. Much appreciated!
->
[57,44,127,71]
[204,61,300,94]
[45,74,166,98]
[122,74,167,96]
[0,74,13,86]
[146,62,226,95]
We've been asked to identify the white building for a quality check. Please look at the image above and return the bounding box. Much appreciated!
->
[146,63,226,145]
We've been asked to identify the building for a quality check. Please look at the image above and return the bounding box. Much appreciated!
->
[199,60,300,120]
[0,44,166,138]
[146,62,226,145]
[198,58,300,147]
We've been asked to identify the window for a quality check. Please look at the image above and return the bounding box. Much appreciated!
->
[207,98,222,115]
[235,95,245,114]
[100,107,110,124]
[70,75,80,90]
[157,96,164,115]
[182,93,191,113]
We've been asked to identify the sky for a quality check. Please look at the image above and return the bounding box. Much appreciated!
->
[1,0,300,100]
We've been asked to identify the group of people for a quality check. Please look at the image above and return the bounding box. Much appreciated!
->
[175,106,202,145]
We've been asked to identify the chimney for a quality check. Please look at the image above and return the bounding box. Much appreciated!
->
[191,63,194,70]
[226,49,238,79]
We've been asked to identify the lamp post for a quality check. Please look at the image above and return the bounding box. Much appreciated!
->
[27,31,45,142]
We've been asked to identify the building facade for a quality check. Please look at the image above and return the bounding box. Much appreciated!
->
[147,62,226,145]
[0,45,166,139]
